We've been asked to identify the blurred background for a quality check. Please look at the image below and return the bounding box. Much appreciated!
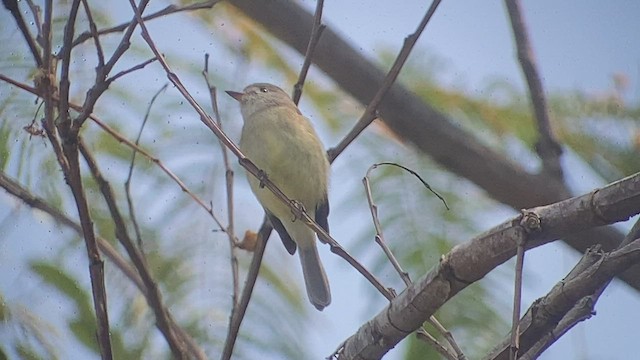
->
[1,0,639,359]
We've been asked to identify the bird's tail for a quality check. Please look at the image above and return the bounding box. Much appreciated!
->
[299,245,331,311]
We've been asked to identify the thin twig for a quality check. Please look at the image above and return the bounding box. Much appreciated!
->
[363,163,462,360]
[80,0,104,67]
[504,0,563,178]
[2,0,43,66]
[107,57,158,83]
[502,219,640,360]
[327,0,442,163]
[221,220,272,360]
[202,54,240,291]
[220,1,323,354]
[291,0,325,104]
[69,0,154,131]
[509,238,525,360]
[25,0,43,50]
[71,0,224,49]
[202,56,244,356]
[125,83,169,251]
[61,138,113,360]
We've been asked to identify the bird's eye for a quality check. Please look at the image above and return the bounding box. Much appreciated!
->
[260,87,268,93]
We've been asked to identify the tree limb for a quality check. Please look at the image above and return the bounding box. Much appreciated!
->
[337,172,640,359]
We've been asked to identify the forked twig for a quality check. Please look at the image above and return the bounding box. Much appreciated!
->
[292,0,326,104]
[363,162,461,360]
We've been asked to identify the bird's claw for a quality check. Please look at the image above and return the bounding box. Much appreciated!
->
[257,169,268,188]
[290,200,306,222]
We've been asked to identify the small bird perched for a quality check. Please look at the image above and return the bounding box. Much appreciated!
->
[226,83,331,310]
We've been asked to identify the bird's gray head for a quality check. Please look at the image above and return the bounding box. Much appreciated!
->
[226,83,298,119]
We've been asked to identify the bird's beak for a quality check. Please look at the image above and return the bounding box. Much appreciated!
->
[225,90,244,102]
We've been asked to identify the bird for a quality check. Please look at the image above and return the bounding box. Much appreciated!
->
[226,83,331,310]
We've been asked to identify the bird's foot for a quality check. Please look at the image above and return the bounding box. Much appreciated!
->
[257,169,268,188]
[290,200,306,222]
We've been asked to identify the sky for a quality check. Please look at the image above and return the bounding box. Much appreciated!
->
[1,0,640,359]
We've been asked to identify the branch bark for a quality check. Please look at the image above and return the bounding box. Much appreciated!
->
[337,172,640,359]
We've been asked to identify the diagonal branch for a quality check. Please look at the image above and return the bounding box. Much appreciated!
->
[2,0,43,66]
[327,0,442,162]
[486,217,640,360]
[291,0,325,104]
[338,172,640,359]
[71,0,224,49]
[504,0,563,179]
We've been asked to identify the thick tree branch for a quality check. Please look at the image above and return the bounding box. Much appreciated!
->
[486,237,640,360]
[487,218,640,360]
[337,172,640,359]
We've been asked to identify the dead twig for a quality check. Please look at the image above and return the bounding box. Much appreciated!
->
[327,0,442,162]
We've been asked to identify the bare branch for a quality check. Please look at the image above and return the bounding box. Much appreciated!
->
[509,235,526,360]
[69,0,155,131]
[505,0,563,178]
[78,140,197,360]
[486,237,640,360]
[35,0,114,357]
[2,0,43,66]
[489,218,640,360]
[107,57,157,83]
[71,0,224,49]
[362,164,461,360]
[327,0,442,162]
[291,0,325,105]
[56,0,81,133]
[61,140,113,360]
[338,172,640,359]
[221,220,272,360]
[80,0,105,66]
